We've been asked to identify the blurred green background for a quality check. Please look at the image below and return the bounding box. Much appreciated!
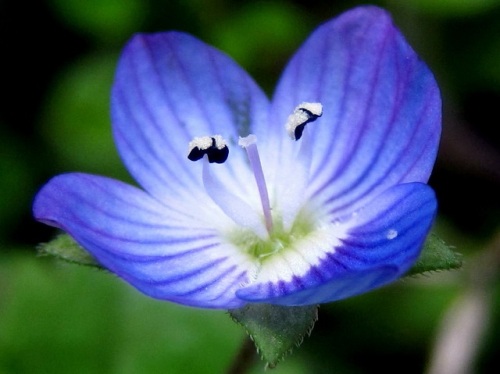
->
[1,0,500,373]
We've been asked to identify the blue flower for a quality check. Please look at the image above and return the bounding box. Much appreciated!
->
[33,6,441,309]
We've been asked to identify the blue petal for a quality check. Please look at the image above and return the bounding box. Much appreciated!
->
[236,182,436,305]
[112,31,269,203]
[33,173,255,309]
[266,6,441,218]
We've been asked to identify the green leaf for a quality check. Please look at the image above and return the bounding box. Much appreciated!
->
[229,303,318,368]
[406,233,462,276]
[38,234,103,270]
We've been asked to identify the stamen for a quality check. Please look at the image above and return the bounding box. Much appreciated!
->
[188,135,229,163]
[279,126,314,231]
[187,135,268,239]
[202,156,268,239]
[279,102,322,230]
[286,102,323,140]
[239,135,273,234]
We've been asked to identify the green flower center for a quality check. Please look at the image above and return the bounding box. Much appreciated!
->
[227,209,315,262]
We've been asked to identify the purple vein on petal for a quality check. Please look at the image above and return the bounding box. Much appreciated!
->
[140,36,192,140]
[321,90,438,217]
[151,264,248,302]
[329,26,390,180]
[347,185,434,230]
[166,268,249,308]
[165,37,217,135]
[85,173,201,224]
[114,42,196,195]
[302,14,374,179]
[67,211,221,256]
[200,44,253,183]
[60,173,214,230]
[118,255,250,308]
[337,234,424,264]
[130,50,193,176]
[268,8,440,226]
[77,234,243,286]
[76,230,220,262]
[315,13,368,152]
[308,19,392,196]
[139,34,266,196]
[113,91,195,201]
[205,269,250,305]
[136,39,191,145]
[332,195,435,267]
[174,264,240,296]
[135,256,231,286]
[306,25,439,218]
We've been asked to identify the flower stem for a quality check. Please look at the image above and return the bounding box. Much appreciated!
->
[226,336,257,374]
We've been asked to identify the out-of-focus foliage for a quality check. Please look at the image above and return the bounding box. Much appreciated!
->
[404,0,499,17]
[48,0,147,43]
[40,54,128,179]
[0,130,33,242]
[0,253,243,373]
[1,0,500,373]
[209,1,312,92]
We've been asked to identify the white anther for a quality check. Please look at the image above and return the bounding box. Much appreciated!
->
[188,135,225,153]
[212,135,227,149]
[187,135,228,163]
[286,102,323,140]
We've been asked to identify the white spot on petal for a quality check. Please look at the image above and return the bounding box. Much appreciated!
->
[386,229,398,240]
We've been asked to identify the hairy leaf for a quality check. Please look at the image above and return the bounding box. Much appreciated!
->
[406,233,462,276]
[38,233,103,269]
[229,303,318,368]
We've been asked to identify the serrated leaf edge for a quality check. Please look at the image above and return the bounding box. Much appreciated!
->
[229,305,319,368]
[37,234,105,271]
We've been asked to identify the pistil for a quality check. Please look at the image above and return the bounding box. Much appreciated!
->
[187,135,268,239]
[239,135,273,234]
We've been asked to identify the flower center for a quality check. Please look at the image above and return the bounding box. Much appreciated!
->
[226,208,316,260]
[187,102,323,260]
